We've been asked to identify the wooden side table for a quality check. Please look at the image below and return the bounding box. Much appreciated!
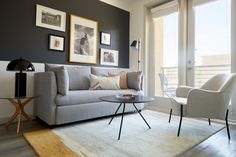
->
[0,96,36,134]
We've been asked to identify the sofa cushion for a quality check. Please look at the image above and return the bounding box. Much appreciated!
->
[66,66,91,90]
[127,71,143,91]
[45,64,69,96]
[55,89,144,106]
[91,67,122,76]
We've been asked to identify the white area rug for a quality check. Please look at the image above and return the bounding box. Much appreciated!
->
[53,110,224,157]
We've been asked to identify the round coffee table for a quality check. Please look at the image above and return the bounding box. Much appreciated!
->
[100,95,154,140]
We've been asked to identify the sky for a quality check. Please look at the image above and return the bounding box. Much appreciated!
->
[162,0,231,67]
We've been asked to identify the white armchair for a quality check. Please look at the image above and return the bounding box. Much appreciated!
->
[169,73,236,140]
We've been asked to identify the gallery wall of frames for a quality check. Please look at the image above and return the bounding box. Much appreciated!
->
[0,0,130,68]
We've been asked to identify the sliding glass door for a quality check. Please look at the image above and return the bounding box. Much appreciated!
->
[187,0,231,87]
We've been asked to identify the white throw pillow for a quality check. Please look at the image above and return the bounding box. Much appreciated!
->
[90,74,120,90]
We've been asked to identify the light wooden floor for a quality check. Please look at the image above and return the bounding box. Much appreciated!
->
[0,120,235,157]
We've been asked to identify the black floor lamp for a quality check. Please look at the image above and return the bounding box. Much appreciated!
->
[6,58,35,97]
[130,39,141,71]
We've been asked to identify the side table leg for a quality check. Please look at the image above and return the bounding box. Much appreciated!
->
[17,110,22,134]
[108,103,122,125]
[5,110,19,128]
[5,99,20,128]
[133,103,151,129]
[118,103,126,140]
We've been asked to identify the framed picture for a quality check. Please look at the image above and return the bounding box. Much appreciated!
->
[36,4,66,32]
[100,48,119,66]
[100,32,111,45]
[48,34,65,52]
[69,14,98,64]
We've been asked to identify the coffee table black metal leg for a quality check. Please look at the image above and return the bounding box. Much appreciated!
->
[133,103,151,129]
[108,103,122,125]
[118,103,126,140]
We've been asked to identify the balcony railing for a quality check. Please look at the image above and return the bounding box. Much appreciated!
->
[161,64,231,88]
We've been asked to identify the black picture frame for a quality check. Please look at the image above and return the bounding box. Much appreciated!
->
[48,34,65,52]
[100,32,111,46]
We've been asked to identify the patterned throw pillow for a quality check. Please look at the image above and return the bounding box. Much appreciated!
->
[89,74,120,90]
[109,71,128,89]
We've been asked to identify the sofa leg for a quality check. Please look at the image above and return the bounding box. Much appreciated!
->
[225,109,231,140]
[168,108,172,123]
[177,105,183,137]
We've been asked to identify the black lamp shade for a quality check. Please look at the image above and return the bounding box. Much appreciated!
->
[6,58,35,72]
[6,58,35,97]
[130,40,138,48]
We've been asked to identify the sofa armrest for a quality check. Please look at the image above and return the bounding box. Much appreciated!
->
[34,72,57,125]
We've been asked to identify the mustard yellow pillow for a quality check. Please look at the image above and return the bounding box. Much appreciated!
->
[109,71,128,89]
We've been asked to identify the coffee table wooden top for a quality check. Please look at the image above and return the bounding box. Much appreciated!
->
[100,95,154,104]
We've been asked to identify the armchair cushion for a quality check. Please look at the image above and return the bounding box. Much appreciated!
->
[172,97,187,105]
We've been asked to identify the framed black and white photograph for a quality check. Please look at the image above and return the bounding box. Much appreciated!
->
[100,48,118,66]
[36,4,66,32]
[69,14,98,64]
[48,34,65,52]
[100,32,111,45]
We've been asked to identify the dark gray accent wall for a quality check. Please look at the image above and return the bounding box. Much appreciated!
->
[0,0,130,68]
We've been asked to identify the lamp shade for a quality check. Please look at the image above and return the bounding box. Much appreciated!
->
[130,40,138,48]
[6,58,35,72]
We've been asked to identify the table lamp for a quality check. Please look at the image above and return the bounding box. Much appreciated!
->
[6,58,35,97]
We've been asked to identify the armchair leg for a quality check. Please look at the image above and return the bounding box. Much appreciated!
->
[168,108,172,123]
[208,118,211,125]
[177,105,183,137]
[225,109,231,140]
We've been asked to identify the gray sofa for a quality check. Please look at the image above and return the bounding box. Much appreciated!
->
[34,66,144,125]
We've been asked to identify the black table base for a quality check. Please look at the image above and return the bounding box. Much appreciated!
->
[108,102,151,140]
